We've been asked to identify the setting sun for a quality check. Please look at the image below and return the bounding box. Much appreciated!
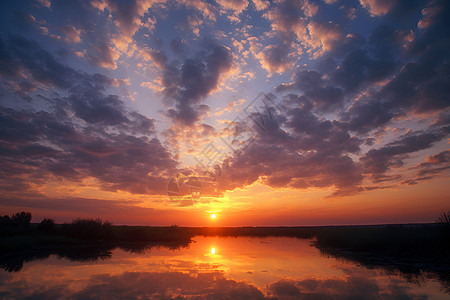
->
[211,214,216,219]
[210,248,216,254]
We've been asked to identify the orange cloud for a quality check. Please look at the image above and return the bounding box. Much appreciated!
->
[359,0,393,16]
[307,21,342,56]
[61,25,82,44]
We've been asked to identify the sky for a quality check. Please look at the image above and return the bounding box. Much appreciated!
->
[0,0,448,226]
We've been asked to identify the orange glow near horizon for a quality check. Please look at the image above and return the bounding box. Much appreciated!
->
[0,175,448,227]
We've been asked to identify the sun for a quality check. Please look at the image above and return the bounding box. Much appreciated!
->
[210,247,216,254]
[211,213,216,219]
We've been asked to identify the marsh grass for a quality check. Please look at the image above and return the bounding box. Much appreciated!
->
[436,210,450,231]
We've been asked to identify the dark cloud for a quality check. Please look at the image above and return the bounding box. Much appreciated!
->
[212,96,364,196]
[293,70,345,112]
[368,25,411,60]
[0,105,178,195]
[46,0,122,69]
[161,44,232,125]
[275,0,450,145]
[265,0,308,42]
[331,49,396,92]
[0,36,179,195]
[147,48,167,70]
[100,0,141,36]
[342,99,396,134]
[361,131,447,182]
[259,42,293,74]
[258,0,311,74]
[0,34,123,95]
[339,0,450,134]
[213,70,448,196]
[360,0,424,18]
[1,35,78,89]
[0,37,20,78]
[69,87,128,125]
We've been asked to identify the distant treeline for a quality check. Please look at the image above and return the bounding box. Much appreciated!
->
[0,212,32,228]
[0,212,193,251]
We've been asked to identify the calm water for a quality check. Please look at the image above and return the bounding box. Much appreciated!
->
[0,236,448,299]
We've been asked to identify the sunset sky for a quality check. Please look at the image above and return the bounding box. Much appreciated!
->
[0,0,448,226]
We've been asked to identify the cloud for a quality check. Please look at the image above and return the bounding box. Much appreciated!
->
[211,94,364,196]
[1,35,80,89]
[360,131,447,182]
[264,0,308,42]
[61,25,82,43]
[92,0,164,45]
[218,0,449,196]
[142,48,167,70]
[217,0,249,14]
[293,70,345,112]
[177,0,217,21]
[360,0,395,16]
[331,49,396,93]
[403,150,450,185]
[0,105,178,195]
[88,43,120,70]
[252,0,269,11]
[161,44,233,125]
[359,0,423,17]
[256,43,294,75]
[0,36,179,195]
[307,21,342,55]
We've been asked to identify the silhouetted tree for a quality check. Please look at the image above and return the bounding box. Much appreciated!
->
[0,215,11,227]
[12,212,32,227]
[37,218,56,234]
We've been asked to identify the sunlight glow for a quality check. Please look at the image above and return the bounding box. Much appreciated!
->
[210,247,216,254]
[211,213,216,219]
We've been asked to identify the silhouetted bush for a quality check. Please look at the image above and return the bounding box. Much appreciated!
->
[64,218,114,241]
[37,218,57,234]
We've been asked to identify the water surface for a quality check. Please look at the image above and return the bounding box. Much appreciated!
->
[0,236,448,299]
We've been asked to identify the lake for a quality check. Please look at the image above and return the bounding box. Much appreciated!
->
[0,236,448,299]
